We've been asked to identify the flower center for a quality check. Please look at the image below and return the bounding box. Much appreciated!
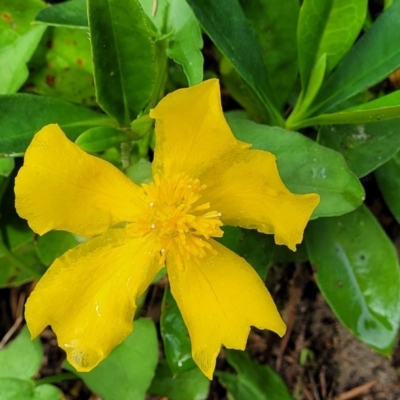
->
[140,173,223,265]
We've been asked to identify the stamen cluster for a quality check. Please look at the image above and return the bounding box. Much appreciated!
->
[140,174,223,266]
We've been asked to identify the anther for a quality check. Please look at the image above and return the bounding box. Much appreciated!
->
[149,202,154,207]
[150,223,156,229]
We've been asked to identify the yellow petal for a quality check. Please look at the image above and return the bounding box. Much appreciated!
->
[149,79,247,179]
[167,240,286,379]
[25,229,162,371]
[201,149,320,250]
[15,124,146,238]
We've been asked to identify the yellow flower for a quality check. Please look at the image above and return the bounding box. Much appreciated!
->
[15,79,319,379]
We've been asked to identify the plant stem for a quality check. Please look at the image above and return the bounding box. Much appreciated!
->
[35,372,77,386]
[120,141,132,169]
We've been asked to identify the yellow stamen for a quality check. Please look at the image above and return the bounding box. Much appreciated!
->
[138,173,223,265]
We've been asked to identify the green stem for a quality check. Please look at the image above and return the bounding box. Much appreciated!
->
[120,141,132,169]
[0,240,41,279]
[35,372,77,386]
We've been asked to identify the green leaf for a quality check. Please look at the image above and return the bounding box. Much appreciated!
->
[35,231,78,267]
[35,0,88,29]
[297,90,400,128]
[287,52,327,128]
[0,326,42,380]
[0,378,61,400]
[0,0,46,94]
[311,0,400,114]
[75,127,128,152]
[375,151,400,224]
[161,285,196,374]
[216,350,293,400]
[0,0,44,42]
[0,157,15,177]
[318,120,400,177]
[227,116,365,218]
[27,27,96,106]
[88,0,156,126]
[238,0,299,108]
[130,114,153,139]
[0,224,45,287]
[0,94,115,156]
[217,226,275,280]
[33,384,62,400]
[298,0,331,89]
[186,0,283,126]
[149,360,210,400]
[0,378,34,400]
[305,205,400,355]
[298,0,367,89]
[272,241,309,264]
[65,318,158,400]
[125,160,153,185]
[220,58,269,124]
[0,25,46,94]
[140,0,203,86]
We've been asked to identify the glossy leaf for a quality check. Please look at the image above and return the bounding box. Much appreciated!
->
[149,360,210,400]
[297,90,400,128]
[298,0,366,89]
[297,0,331,89]
[306,205,400,355]
[88,0,156,126]
[0,326,42,380]
[220,0,298,120]
[140,0,203,86]
[75,127,128,153]
[311,0,400,114]
[0,94,115,156]
[227,116,365,218]
[238,0,299,108]
[35,231,78,267]
[65,318,158,400]
[318,120,400,177]
[35,0,88,29]
[375,151,400,224]
[186,0,283,126]
[217,226,275,280]
[161,285,196,374]
[28,27,96,106]
[287,52,327,127]
[216,350,293,400]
